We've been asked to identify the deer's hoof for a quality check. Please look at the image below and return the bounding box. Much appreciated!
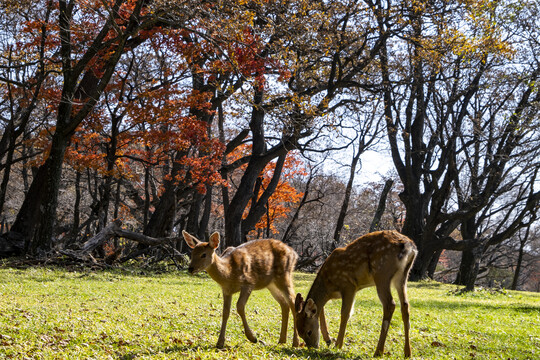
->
[246,331,257,343]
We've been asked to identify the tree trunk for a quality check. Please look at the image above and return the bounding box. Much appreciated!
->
[143,165,151,227]
[455,248,474,285]
[10,131,70,254]
[96,115,120,232]
[186,192,204,235]
[369,179,394,232]
[331,145,362,251]
[198,186,213,239]
[21,142,31,194]
[224,87,267,247]
[0,144,14,216]
[511,229,529,290]
[33,133,70,254]
[454,241,485,291]
[68,169,82,242]
[113,178,121,220]
[144,184,177,238]
[511,242,525,291]
[241,153,287,243]
[282,170,314,245]
[427,249,442,279]
[401,196,428,280]
[464,244,484,292]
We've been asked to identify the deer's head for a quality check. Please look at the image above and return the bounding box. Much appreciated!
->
[182,231,220,274]
[295,293,320,348]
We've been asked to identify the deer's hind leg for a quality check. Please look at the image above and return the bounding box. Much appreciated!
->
[393,269,412,357]
[237,287,257,343]
[269,277,300,347]
[374,276,396,357]
[282,272,300,347]
[268,283,290,344]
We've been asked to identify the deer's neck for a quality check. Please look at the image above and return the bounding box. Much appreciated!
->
[307,273,330,309]
[206,253,232,284]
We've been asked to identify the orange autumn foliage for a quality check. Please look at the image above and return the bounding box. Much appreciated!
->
[227,144,305,235]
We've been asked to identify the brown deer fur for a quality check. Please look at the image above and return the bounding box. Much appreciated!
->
[183,230,299,348]
[295,230,417,357]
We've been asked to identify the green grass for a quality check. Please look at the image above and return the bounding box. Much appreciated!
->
[0,267,539,359]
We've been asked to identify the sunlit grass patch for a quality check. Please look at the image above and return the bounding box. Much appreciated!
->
[0,267,538,359]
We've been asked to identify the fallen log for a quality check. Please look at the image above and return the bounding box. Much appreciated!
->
[60,220,183,264]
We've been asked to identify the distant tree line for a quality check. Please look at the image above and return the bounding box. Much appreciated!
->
[1,0,539,291]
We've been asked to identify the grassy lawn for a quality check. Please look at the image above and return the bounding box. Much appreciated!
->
[0,267,539,359]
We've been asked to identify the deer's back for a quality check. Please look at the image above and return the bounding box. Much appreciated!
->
[226,239,297,290]
[318,230,416,292]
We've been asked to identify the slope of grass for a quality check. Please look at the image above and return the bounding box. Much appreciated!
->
[0,266,538,359]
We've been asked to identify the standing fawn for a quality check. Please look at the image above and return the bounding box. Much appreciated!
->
[295,230,417,357]
[182,230,300,348]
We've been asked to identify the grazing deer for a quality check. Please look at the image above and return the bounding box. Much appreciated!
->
[182,230,299,348]
[294,230,417,357]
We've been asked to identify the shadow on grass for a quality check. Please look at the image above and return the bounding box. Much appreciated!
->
[414,297,540,314]
[259,344,352,360]
[506,304,540,313]
[153,340,359,360]
[117,343,218,359]
[409,280,448,289]
[293,272,317,282]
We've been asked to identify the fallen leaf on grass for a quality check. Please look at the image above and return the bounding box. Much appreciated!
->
[431,341,446,347]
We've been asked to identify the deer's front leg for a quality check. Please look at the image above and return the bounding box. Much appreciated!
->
[237,287,257,343]
[335,291,355,349]
[217,292,232,348]
[319,307,331,346]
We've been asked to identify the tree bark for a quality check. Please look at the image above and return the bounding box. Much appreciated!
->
[281,169,315,245]
[198,186,213,239]
[331,144,362,251]
[68,169,82,243]
[8,0,169,255]
[369,179,394,232]
[224,87,267,247]
[511,229,529,290]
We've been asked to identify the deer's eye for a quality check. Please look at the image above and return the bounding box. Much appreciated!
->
[307,330,312,336]
[201,253,207,258]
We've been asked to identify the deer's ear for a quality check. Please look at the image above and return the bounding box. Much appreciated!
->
[182,230,199,249]
[208,232,220,249]
[305,298,318,318]
[295,293,304,313]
